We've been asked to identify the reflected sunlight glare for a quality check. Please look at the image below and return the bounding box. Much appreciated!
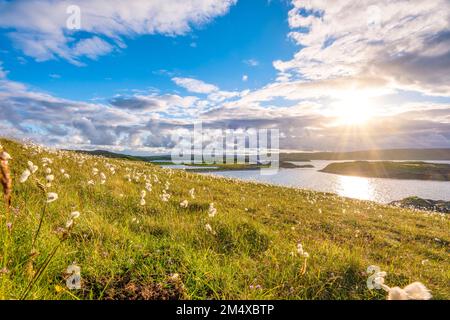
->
[336,175,374,200]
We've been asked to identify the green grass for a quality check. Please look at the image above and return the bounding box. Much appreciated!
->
[0,138,449,300]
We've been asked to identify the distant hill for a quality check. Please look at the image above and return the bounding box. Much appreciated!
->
[75,148,450,163]
[73,149,171,162]
[280,149,450,161]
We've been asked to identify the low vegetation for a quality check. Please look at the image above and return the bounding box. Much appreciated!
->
[0,138,448,300]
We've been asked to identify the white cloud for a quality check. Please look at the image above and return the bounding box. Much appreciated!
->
[243,59,259,67]
[172,77,219,94]
[277,0,450,95]
[0,0,237,64]
[72,36,113,60]
[242,74,248,82]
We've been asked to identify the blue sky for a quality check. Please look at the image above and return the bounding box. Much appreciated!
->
[0,0,449,153]
[0,0,296,102]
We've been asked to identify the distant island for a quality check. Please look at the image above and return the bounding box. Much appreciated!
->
[320,161,450,181]
[281,148,450,161]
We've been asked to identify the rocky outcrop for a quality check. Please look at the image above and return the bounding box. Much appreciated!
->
[390,196,450,213]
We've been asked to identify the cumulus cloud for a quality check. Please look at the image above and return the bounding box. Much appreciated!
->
[274,0,450,96]
[172,77,219,94]
[0,0,237,64]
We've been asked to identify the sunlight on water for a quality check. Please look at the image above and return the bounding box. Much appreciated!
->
[336,175,373,200]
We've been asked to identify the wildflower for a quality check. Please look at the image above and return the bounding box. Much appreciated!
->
[20,169,31,183]
[92,168,99,176]
[46,174,55,182]
[180,200,189,208]
[145,182,152,192]
[189,188,195,199]
[55,285,65,293]
[63,173,70,179]
[140,190,146,198]
[60,169,65,174]
[140,198,146,206]
[70,211,80,219]
[46,192,58,203]
[45,167,52,174]
[87,180,95,186]
[421,259,429,265]
[208,203,217,218]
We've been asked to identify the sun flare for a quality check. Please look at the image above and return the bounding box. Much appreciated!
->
[334,95,375,126]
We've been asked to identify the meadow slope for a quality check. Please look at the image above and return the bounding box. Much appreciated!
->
[0,138,448,300]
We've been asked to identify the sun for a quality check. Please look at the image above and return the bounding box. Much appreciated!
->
[333,94,375,126]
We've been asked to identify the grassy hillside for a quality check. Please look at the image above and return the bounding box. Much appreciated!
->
[0,138,448,300]
[321,161,450,181]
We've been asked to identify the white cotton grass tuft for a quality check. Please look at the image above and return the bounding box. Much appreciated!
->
[208,203,217,218]
[63,173,70,179]
[87,180,95,186]
[368,267,432,300]
[0,151,12,161]
[180,200,189,208]
[297,242,309,258]
[46,174,54,182]
[189,188,195,199]
[161,190,171,202]
[27,161,38,173]
[387,282,432,300]
[139,189,147,206]
[65,219,73,229]
[20,169,31,183]
[46,192,58,203]
[70,211,80,219]
[100,172,106,184]
[45,167,52,174]
[205,223,215,235]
